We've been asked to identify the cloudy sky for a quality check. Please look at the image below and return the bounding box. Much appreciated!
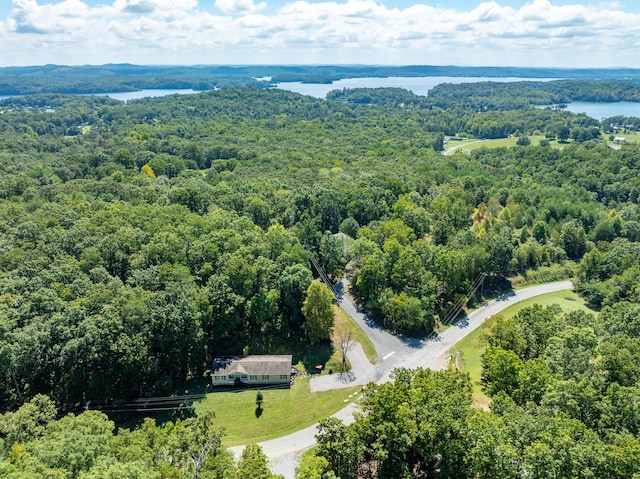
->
[1,0,639,67]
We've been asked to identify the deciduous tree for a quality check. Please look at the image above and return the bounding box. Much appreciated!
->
[302,282,334,344]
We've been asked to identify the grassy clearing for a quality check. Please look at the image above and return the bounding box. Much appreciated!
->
[194,376,361,446]
[449,289,596,408]
[443,139,485,153]
[465,136,573,151]
[445,136,575,154]
[450,132,640,153]
[606,130,640,146]
[508,262,577,288]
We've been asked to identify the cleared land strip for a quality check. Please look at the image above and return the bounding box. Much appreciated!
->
[443,139,486,155]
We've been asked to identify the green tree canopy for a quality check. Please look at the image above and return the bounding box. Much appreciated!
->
[302,282,335,344]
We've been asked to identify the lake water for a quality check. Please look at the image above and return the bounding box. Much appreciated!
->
[275,76,559,99]
[277,77,640,119]
[561,101,640,120]
[0,89,203,103]
[88,89,202,102]
[2,81,638,119]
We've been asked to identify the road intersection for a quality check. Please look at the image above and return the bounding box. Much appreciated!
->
[230,280,573,476]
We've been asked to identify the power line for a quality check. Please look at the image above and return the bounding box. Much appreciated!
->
[443,273,487,324]
[85,379,360,413]
[308,254,337,297]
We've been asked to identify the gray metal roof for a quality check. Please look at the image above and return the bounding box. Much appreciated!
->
[214,355,292,377]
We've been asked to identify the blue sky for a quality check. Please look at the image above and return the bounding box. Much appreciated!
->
[14,0,635,14]
[1,0,640,67]
[4,0,637,13]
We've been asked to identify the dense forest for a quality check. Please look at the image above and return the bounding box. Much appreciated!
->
[0,398,282,478]
[0,79,639,477]
[426,80,640,110]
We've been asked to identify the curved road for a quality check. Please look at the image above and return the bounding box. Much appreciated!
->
[231,280,573,474]
[308,278,422,392]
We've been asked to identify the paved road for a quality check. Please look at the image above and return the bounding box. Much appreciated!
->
[385,280,573,377]
[230,280,573,476]
[308,278,424,392]
[309,341,378,392]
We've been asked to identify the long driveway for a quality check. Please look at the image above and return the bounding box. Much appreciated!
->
[230,280,573,472]
[443,139,486,155]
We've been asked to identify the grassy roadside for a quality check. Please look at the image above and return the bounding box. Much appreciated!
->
[293,303,377,376]
[334,305,378,364]
[448,289,596,408]
[508,262,577,289]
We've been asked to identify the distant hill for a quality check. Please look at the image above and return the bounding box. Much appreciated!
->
[1,64,640,95]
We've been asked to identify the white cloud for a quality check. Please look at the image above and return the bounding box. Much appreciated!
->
[8,0,92,34]
[0,0,639,67]
[215,0,266,15]
[113,0,198,17]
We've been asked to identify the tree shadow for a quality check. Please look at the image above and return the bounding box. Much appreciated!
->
[255,406,263,418]
[294,339,333,373]
[245,331,333,375]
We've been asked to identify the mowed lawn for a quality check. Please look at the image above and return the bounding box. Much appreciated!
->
[194,377,361,446]
[194,304,373,446]
[449,289,596,408]
[460,136,570,151]
[448,132,640,154]
[606,130,640,146]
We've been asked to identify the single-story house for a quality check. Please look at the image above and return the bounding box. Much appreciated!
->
[211,355,293,387]
[614,137,626,144]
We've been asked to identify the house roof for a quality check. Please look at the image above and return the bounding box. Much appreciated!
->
[213,355,293,377]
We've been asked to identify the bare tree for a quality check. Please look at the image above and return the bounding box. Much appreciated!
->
[337,328,354,372]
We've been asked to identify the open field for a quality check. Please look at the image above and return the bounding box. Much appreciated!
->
[606,130,640,146]
[466,136,570,151]
[449,289,596,408]
[445,136,573,154]
[448,132,640,154]
[194,376,361,446]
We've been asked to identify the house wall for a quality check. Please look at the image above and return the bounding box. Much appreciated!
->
[211,373,290,386]
[211,374,231,386]
[246,374,290,385]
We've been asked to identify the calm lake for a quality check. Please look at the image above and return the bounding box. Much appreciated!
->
[275,77,639,119]
[561,101,640,120]
[2,80,639,119]
[0,89,202,102]
[89,89,202,101]
[275,76,559,98]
